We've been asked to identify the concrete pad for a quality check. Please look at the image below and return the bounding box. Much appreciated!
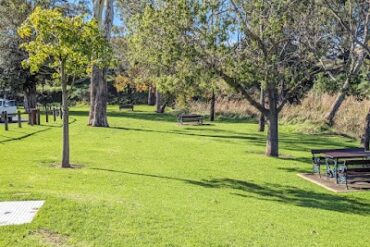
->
[0,201,44,226]
[298,173,370,193]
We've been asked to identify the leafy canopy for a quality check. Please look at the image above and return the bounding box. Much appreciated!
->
[18,6,112,81]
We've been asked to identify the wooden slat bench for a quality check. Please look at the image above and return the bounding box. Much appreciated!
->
[178,114,203,125]
[119,104,134,111]
[338,159,370,189]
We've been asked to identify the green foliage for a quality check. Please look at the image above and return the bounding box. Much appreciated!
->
[126,0,320,102]
[0,0,33,93]
[313,73,343,94]
[126,0,219,100]
[18,6,111,82]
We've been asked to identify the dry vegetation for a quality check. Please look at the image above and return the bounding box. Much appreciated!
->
[189,92,370,138]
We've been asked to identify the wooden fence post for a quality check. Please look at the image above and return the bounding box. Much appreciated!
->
[53,107,57,122]
[29,112,32,126]
[37,109,41,125]
[3,111,8,131]
[18,111,22,128]
[45,106,49,123]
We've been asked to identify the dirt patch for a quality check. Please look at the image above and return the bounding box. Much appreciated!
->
[41,162,85,169]
[31,229,70,247]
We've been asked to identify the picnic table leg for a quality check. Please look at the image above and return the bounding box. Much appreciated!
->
[325,158,335,179]
[325,158,330,178]
[334,158,339,184]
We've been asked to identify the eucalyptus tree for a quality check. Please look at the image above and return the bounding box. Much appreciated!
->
[89,0,115,127]
[320,0,370,125]
[19,7,111,168]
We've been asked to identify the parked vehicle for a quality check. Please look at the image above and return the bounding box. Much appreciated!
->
[0,99,17,122]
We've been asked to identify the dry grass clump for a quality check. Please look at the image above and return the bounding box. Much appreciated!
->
[189,92,370,138]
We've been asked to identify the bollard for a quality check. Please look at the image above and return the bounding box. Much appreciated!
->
[3,111,8,131]
[53,107,57,122]
[59,107,62,119]
[45,107,49,123]
[37,109,41,125]
[18,111,22,128]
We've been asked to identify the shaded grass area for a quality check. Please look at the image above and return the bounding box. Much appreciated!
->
[0,105,370,246]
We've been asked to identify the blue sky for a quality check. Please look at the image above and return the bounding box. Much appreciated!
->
[67,0,123,26]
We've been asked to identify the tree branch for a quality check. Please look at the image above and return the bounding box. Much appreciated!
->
[218,69,269,116]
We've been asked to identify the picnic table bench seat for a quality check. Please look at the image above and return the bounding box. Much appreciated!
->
[119,104,134,111]
[178,114,203,125]
[338,160,370,188]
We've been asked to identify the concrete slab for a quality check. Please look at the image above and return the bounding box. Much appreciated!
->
[298,173,370,193]
[0,201,44,226]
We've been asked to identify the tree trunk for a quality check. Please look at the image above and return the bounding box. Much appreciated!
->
[210,89,216,121]
[89,67,109,127]
[61,63,71,168]
[266,88,279,157]
[159,102,167,113]
[258,88,265,132]
[148,85,156,105]
[156,91,161,113]
[326,50,366,126]
[363,110,370,151]
[88,65,98,124]
[326,90,347,126]
[23,80,37,113]
[88,0,112,127]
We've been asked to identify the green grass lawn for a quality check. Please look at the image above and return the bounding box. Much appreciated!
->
[1,105,370,246]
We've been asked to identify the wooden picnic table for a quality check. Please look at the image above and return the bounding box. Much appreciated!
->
[320,148,370,184]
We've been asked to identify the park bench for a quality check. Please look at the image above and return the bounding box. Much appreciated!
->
[178,114,203,125]
[311,147,363,177]
[119,104,134,111]
[337,159,370,189]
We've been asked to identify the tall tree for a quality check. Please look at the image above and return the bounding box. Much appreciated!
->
[127,0,321,157]
[322,0,370,125]
[89,0,114,127]
[19,7,111,167]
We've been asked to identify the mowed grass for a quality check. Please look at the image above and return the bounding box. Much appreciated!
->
[1,105,370,247]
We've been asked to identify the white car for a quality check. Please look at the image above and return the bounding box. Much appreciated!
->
[0,99,17,122]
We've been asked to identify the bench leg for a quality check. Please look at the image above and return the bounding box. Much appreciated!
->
[312,157,321,177]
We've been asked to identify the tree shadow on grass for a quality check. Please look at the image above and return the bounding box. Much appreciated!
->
[110,125,265,145]
[71,109,356,151]
[0,128,51,144]
[277,167,311,173]
[69,110,177,123]
[92,168,370,215]
[188,178,370,215]
[109,124,355,155]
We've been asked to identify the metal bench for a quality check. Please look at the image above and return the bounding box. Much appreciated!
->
[119,104,134,111]
[338,160,370,189]
[178,114,203,125]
